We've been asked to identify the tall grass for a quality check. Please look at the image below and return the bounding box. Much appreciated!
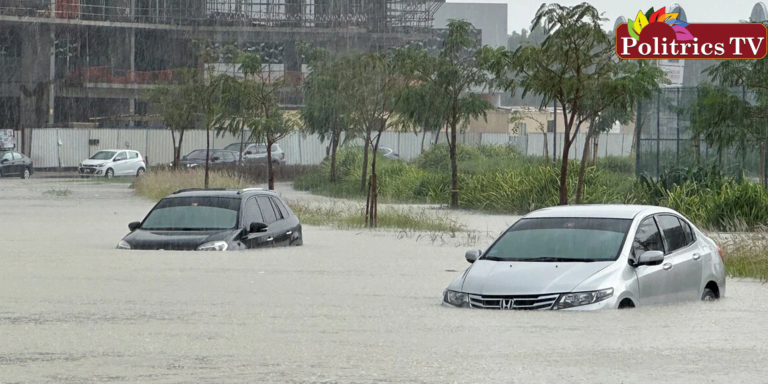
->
[286,199,465,233]
[133,168,249,200]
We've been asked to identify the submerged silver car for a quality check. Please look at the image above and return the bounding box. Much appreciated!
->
[443,205,726,310]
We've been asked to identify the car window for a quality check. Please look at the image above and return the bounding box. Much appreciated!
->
[632,217,664,258]
[243,197,263,225]
[2,152,12,161]
[271,197,290,219]
[257,196,278,224]
[271,144,279,152]
[128,152,138,159]
[12,152,23,160]
[116,151,127,160]
[90,151,117,160]
[680,218,695,245]
[224,152,236,161]
[656,215,688,253]
[141,197,240,230]
[269,197,284,220]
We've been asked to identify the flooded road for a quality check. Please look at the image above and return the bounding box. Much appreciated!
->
[1,179,767,383]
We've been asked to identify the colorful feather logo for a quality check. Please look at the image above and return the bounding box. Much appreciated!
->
[626,7,694,41]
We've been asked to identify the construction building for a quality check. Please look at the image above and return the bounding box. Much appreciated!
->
[0,0,444,141]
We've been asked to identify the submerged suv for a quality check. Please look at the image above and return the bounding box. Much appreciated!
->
[117,188,303,251]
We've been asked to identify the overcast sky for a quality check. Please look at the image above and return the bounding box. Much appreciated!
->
[449,0,765,34]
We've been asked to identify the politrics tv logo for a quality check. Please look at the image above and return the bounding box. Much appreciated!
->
[616,6,768,59]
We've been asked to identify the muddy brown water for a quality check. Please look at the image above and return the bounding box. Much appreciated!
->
[1,179,766,383]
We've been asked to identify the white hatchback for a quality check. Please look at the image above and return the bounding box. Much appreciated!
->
[79,150,146,178]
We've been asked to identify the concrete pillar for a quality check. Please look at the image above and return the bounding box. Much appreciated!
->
[19,24,54,129]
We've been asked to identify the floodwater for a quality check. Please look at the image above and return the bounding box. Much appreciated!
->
[1,179,767,383]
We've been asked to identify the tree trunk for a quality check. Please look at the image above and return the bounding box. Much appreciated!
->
[170,129,178,169]
[330,131,340,183]
[592,135,598,166]
[421,129,427,153]
[360,127,371,191]
[238,127,245,180]
[761,143,766,189]
[267,141,275,190]
[204,126,210,189]
[558,132,574,205]
[449,120,459,209]
[575,131,593,204]
[434,128,441,146]
[366,132,383,228]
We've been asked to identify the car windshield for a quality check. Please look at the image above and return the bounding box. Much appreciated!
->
[90,151,116,160]
[140,196,240,230]
[482,217,632,262]
[185,150,212,160]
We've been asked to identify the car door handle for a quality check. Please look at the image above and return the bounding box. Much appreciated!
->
[286,231,292,235]
[663,262,673,271]
[692,253,702,261]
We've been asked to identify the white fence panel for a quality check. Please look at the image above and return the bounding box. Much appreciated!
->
[30,129,58,168]
[480,133,508,146]
[57,129,90,167]
[147,130,175,166]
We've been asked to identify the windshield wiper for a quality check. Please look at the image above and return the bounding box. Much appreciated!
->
[482,256,506,261]
[517,257,583,262]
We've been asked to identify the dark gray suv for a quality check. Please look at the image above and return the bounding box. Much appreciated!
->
[223,143,286,166]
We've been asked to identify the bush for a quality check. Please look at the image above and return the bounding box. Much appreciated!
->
[597,156,635,175]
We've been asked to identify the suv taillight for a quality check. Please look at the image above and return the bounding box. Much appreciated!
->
[716,244,724,262]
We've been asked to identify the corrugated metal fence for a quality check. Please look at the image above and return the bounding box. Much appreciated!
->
[24,128,634,168]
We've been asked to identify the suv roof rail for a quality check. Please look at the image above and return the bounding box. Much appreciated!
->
[238,187,264,194]
[172,188,227,194]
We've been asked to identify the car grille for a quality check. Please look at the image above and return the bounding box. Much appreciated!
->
[467,293,561,310]
[83,164,97,168]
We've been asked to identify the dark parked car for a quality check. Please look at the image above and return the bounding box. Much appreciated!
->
[175,149,239,168]
[0,150,33,179]
[222,143,286,166]
[117,188,303,251]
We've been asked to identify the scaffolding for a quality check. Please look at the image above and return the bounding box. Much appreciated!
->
[0,0,444,29]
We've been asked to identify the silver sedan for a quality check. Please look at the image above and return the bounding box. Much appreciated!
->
[443,205,726,310]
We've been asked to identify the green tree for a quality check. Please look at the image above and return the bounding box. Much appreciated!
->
[216,51,295,190]
[510,3,665,205]
[301,51,354,184]
[147,68,200,170]
[397,19,503,208]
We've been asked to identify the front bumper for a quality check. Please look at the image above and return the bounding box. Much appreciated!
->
[78,167,104,175]
[442,292,619,311]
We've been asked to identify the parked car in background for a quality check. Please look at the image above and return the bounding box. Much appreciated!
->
[79,150,146,178]
[117,188,303,251]
[175,149,239,168]
[222,143,286,166]
[378,146,400,160]
[443,205,725,311]
[0,150,33,179]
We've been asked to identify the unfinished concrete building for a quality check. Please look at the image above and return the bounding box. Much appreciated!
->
[0,0,443,135]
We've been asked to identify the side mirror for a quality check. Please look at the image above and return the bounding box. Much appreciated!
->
[249,222,268,233]
[212,156,221,162]
[0,159,7,164]
[245,151,253,155]
[182,155,188,160]
[114,157,123,162]
[128,221,141,231]
[465,249,482,264]
[636,250,664,267]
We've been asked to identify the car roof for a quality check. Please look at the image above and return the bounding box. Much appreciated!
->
[97,149,138,152]
[523,204,677,220]
[164,188,281,199]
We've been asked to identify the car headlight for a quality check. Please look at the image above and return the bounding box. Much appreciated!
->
[443,290,469,307]
[116,240,131,250]
[197,241,228,251]
[187,163,198,168]
[555,288,614,309]
[96,162,107,167]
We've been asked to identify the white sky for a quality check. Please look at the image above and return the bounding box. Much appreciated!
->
[448,0,764,34]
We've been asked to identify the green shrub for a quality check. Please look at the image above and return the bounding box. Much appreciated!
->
[597,156,635,175]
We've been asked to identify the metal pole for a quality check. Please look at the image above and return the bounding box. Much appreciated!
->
[676,88,680,162]
[48,28,55,127]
